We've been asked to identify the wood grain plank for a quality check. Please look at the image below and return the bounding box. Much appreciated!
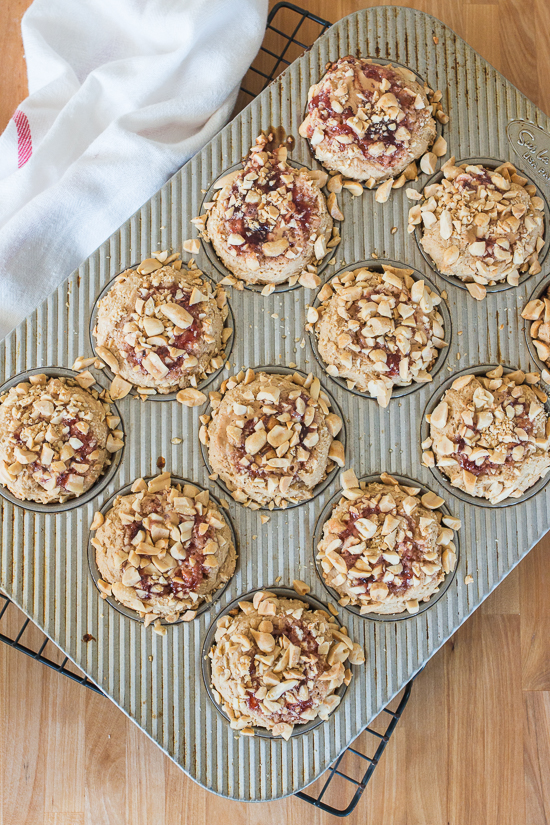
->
[524,691,550,825]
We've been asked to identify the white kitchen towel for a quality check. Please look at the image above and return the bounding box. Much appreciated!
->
[0,0,267,340]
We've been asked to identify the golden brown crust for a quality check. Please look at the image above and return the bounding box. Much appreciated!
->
[204,133,333,287]
[317,476,458,614]
[410,161,545,298]
[311,264,446,405]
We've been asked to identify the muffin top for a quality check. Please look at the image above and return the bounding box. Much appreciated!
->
[0,373,123,504]
[317,471,459,614]
[311,264,446,404]
[209,589,365,739]
[94,256,229,395]
[411,160,545,300]
[299,56,438,183]
[92,473,236,623]
[202,369,344,508]
[425,366,550,503]
[204,133,333,289]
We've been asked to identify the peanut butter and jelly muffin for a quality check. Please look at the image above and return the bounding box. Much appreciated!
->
[310,264,446,406]
[205,133,333,287]
[425,366,550,503]
[299,57,437,183]
[208,589,365,739]
[202,369,344,508]
[317,471,459,615]
[0,373,123,504]
[411,160,545,300]
[92,473,236,622]
[93,257,229,394]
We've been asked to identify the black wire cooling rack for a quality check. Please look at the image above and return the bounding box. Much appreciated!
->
[0,3,413,816]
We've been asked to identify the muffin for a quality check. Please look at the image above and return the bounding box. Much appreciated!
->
[317,471,459,615]
[93,256,229,395]
[522,292,550,368]
[204,133,333,288]
[411,160,545,300]
[310,264,446,405]
[208,589,365,739]
[299,57,437,183]
[425,366,550,503]
[91,473,236,622]
[0,373,123,504]
[202,369,344,508]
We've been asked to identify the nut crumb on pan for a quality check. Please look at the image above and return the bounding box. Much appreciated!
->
[208,590,365,738]
[299,56,447,188]
[91,474,236,623]
[316,473,458,615]
[92,253,229,397]
[0,374,124,504]
[202,133,334,290]
[464,575,474,585]
[427,366,550,503]
[411,161,544,298]
[310,264,447,406]
[203,369,344,508]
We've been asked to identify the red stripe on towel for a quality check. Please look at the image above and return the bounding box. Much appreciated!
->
[13,110,32,168]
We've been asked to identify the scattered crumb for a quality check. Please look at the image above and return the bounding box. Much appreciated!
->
[433,35,439,44]
[465,575,474,585]
[171,437,182,444]
[260,514,270,524]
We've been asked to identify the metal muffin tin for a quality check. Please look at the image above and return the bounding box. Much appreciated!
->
[1,6,550,802]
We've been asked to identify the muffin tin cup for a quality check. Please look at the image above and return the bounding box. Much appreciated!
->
[312,473,460,623]
[0,366,125,514]
[413,157,550,295]
[199,364,347,511]
[201,585,351,740]
[524,272,550,378]
[421,364,550,509]
[307,258,452,401]
[87,475,238,625]
[88,266,235,402]
[199,159,339,294]
[301,56,445,186]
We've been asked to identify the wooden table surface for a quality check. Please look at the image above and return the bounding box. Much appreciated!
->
[1,1,550,823]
